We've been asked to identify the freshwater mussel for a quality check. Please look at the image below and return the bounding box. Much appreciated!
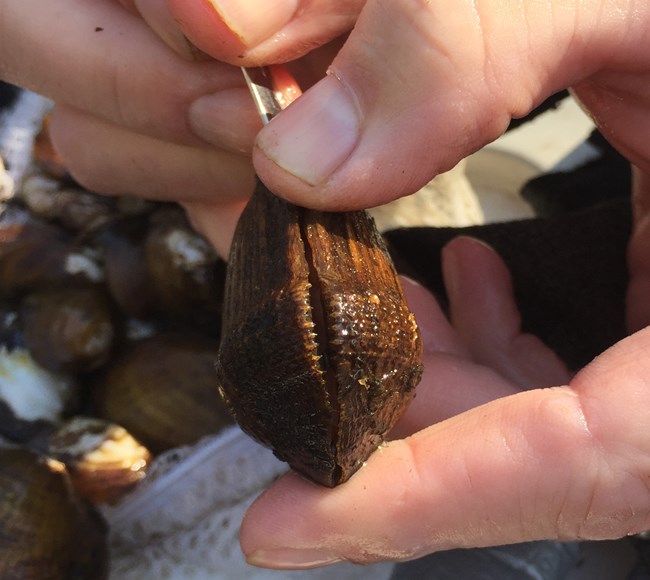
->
[0,446,108,579]
[0,126,231,574]
[21,284,116,374]
[46,416,151,504]
[0,221,101,301]
[217,181,423,487]
[94,333,233,454]
[97,207,225,335]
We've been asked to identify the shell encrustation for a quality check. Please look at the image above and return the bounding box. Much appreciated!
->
[216,182,423,487]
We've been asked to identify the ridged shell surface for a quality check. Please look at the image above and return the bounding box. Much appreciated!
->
[216,182,423,486]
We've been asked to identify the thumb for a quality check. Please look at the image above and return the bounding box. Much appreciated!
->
[249,0,648,210]
[240,327,650,569]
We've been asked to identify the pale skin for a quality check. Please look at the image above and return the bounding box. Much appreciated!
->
[2,0,650,570]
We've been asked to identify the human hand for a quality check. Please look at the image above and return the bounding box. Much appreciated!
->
[0,0,266,256]
[169,0,650,212]
[236,235,650,569]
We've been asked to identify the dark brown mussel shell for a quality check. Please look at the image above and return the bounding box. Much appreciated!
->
[96,215,154,319]
[21,285,116,374]
[0,222,89,300]
[0,446,108,579]
[98,208,225,334]
[20,173,116,232]
[143,207,225,335]
[216,182,423,487]
[93,333,233,454]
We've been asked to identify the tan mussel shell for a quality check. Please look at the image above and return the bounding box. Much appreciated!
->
[93,333,233,454]
[0,221,98,300]
[46,416,152,505]
[216,182,423,487]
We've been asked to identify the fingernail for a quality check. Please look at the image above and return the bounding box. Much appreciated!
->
[256,75,360,186]
[188,88,261,153]
[247,548,343,570]
[206,0,299,47]
[134,0,196,59]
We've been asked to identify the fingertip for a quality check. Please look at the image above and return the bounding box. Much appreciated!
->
[442,235,500,270]
[441,236,511,306]
[240,470,329,565]
[441,235,517,348]
[167,0,299,61]
[188,87,261,153]
[182,199,247,260]
[252,147,365,211]
[167,0,246,59]
[240,445,427,566]
[443,236,569,387]
[441,237,501,311]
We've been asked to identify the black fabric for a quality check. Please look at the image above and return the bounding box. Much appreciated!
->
[507,90,569,131]
[0,82,20,111]
[390,540,581,580]
[386,198,631,370]
[522,130,632,217]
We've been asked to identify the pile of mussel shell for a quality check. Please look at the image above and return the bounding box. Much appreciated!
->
[0,120,234,578]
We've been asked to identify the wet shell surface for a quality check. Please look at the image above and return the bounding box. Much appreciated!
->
[216,182,423,487]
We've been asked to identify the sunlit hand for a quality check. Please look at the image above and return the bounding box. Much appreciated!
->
[170,0,650,213]
[0,0,264,256]
[237,236,650,570]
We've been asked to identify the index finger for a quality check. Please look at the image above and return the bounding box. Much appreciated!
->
[0,0,244,146]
